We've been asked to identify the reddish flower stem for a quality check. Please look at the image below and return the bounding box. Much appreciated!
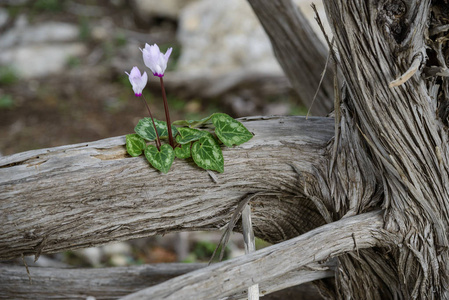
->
[141,95,161,150]
[160,77,175,148]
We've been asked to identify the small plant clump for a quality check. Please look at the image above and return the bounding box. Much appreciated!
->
[125,43,253,173]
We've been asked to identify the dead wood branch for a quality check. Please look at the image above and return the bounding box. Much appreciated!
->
[248,0,335,116]
[0,262,328,300]
[121,210,398,300]
[0,116,334,260]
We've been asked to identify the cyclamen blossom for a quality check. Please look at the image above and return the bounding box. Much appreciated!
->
[141,43,172,77]
[125,66,148,97]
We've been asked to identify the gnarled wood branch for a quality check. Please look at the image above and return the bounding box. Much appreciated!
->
[121,211,398,300]
[0,116,334,260]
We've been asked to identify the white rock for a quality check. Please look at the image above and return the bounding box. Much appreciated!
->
[109,254,129,267]
[131,0,197,19]
[177,0,282,76]
[76,247,102,266]
[0,43,86,78]
[102,242,132,256]
[0,19,85,78]
[176,0,330,77]
[0,21,80,49]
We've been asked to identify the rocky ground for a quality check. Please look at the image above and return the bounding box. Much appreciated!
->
[0,0,323,267]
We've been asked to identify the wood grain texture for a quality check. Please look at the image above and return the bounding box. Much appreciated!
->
[0,262,329,300]
[248,0,335,116]
[320,1,449,298]
[121,211,398,300]
[0,263,203,300]
[0,116,334,260]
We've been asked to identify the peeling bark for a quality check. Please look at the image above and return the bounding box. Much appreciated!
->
[314,1,449,299]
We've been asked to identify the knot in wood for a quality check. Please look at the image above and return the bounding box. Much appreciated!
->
[378,0,408,43]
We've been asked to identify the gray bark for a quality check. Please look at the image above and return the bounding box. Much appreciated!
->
[246,0,449,299]
[0,116,333,260]
[311,1,449,299]
[0,263,203,300]
[0,263,326,300]
[121,211,396,300]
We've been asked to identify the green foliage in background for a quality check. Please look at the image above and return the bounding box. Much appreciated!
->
[33,0,64,11]
[0,95,14,109]
[0,66,18,85]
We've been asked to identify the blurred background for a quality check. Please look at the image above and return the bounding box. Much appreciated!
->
[0,0,327,277]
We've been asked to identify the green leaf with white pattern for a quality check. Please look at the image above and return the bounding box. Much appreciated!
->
[176,127,208,144]
[174,143,191,159]
[212,113,253,147]
[125,134,146,157]
[172,114,215,128]
[158,121,178,139]
[134,118,178,141]
[144,144,175,173]
[191,135,224,173]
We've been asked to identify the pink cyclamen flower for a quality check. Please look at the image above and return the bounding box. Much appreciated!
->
[125,66,148,97]
[141,43,173,77]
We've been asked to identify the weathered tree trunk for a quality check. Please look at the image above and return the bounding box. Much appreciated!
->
[315,1,449,299]
[247,0,449,298]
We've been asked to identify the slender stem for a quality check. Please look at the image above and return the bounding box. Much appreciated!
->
[141,95,161,150]
[160,77,175,148]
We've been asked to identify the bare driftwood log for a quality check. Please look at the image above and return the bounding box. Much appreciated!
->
[248,0,335,116]
[0,262,327,300]
[0,116,334,260]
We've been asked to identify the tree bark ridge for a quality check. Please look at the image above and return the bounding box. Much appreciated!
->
[321,1,449,298]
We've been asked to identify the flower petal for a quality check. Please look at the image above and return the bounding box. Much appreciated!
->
[126,67,147,96]
[164,47,173,61]
[141,43,172,77]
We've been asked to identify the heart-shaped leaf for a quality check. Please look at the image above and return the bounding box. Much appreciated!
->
[191,134,224,173]
[174,143,191,159]
[158,122,178,139]
[125,134,146,157]
[176,127,208,144]
[212,113,253,147]
[135,118,178,141]
[144,144,175,173]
